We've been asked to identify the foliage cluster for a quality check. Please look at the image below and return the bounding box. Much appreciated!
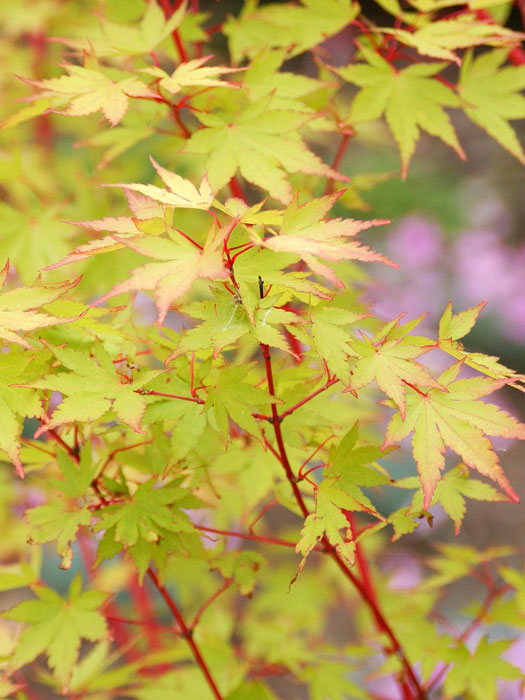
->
[0,1,525,699]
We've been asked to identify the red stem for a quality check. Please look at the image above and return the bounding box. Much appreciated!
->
[475,9,525,65]
[136,388,204,403]
[279,377,339,421]
[46,428,79,463]
[147,567,224,700]
[190,578,233,629]
[158,0,189,63]
[259,346,425,699]
[323,131,352,195]
[228,176,246,201]
[260,342,310,519]
[194,523,300,549]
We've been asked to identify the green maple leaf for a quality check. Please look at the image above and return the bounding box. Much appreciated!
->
[242,48,325,110]
[310,304,368,384]
[254,192,395,286]
[94,480,195,547]
[27,501,91,571]
[234,247,328,322]
[21,65,155,127]
[327,423,392,488]
[296,481,357,576]
[96,0,187,57]
[499,566,525,616]
[213,550,267,595]
[337,44,464,177]
[383,361,525,508]
[0,202,74,283]
[382,17,525,65]
[0,263,82,351]
[0,347,44,478]
[396,464,508,535]
[459,49,525,163]
[206,364,276,440]
[173,290,249,359]
[300,662,367,700]
[26,341,160,437]
[2,575,108,690]
[95,223,228,326]
[224,0,359,63]
[185,97,346,203]
[350,314,444,419]
[444,638,521,700]
[50,446,98,498]
[141,55,241,94]
[438,301,524,387]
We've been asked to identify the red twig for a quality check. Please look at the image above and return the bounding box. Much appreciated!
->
[136,388,204,403]
[147,567,224,700]
[279,377,339,421]
[158,0,189,63]
[228,176,246,201]
[190,578,233,630]
[323,131,352,195]
[46,428,79,463]
[194,523,300,549]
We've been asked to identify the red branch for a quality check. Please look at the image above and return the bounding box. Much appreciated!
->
[158,0,189,62]
[194,523,300,549]
[147,567,224,700]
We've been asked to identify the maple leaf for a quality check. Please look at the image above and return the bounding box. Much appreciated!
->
[0,262,82,350]
[2,575,107,691]
[26,341,160,437]
[458,49,525,163]
[184,97,347,204]
[224,0,359,63]
[242,48,326,110]
[105,156,214,209]
[310,304,368,384]
[0,348,44,478]
[94,480,195,547]
[141,55,241,93]
[254,192,395,287]
[383,361,525,508]
[349,314,444,419]
[27,501,91,571]
[93,223,228,326]
[444,638,521,700]
[45,189,167,271]
[213,550,267,595]
[296,480,360,575]
[97,0,188,57]
[337,44,465,177]
[438,301,525,388]
[396,465,508,535]
[0,203,75,283]
[206,364,276,440]
[382,17,525,65]
[20,65,155,127]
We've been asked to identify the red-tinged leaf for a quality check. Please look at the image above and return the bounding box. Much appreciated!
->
[93,227,228,326]
[141,55,242,93]
[350,316,445,419]
[104,156,214,210]
[439,300,487,342]
[253,193,395,287]
[0,263,82,349]
[383,364,525,508]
